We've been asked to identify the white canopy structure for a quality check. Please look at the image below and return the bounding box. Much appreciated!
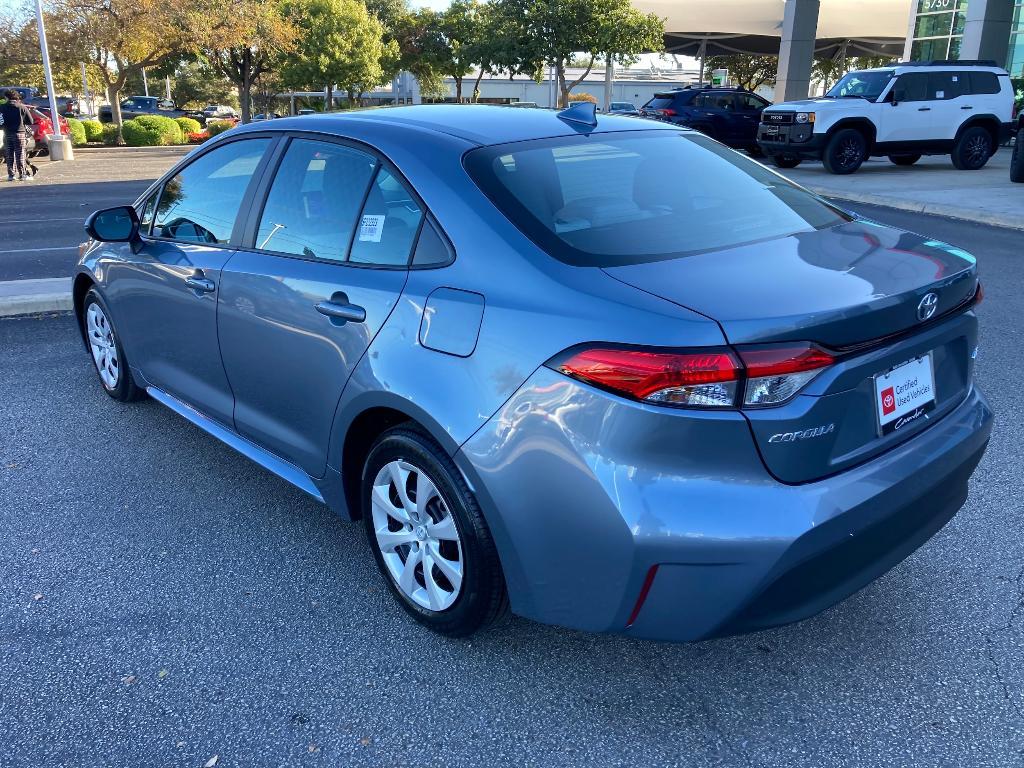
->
[638,0,913,59]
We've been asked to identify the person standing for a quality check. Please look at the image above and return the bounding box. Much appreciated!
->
[0,90,35,181]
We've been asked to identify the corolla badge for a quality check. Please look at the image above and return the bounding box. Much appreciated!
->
[768,423,836,443]
[917,292,939,322]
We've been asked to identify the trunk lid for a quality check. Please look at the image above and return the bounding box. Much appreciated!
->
[604,219,980,483]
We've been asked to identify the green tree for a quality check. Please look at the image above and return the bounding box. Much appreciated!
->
[490,0,664,107]
[703,54,777,90]
[433,0,484,102]
[199,0,296,123]
[281,0,387,109]
[171,59,238,109]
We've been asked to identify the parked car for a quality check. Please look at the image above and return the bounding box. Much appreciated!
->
[640,86,770,151]
[99,96,202,124]
[74,105,992,642]
[253,112,282,121]
[30,95,79,116]
[758,60,1015,174]
[606,101,638,115]
[203,104,237,119]
[27,107,70,157]
[0,86,38,102]
[296,108,316,115]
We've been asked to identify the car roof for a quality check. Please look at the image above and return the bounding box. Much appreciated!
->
[230,104,678,147]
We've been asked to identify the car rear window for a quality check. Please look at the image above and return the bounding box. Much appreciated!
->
[644,96,676,109]
[464,131,850,267]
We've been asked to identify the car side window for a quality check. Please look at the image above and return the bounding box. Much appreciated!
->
[137,191,158,235]
[256,138,377,261]
[711,93,735,110]
[928,72,965,100]
[349,168,424,266]
[411,219,452,267]
[740,94,767,110]
[153,138,270,244]
[968,71,1000,95]
[692,94,709,108]
[892,72,930,102]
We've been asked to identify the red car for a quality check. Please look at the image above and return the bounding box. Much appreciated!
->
[27,107,71,157]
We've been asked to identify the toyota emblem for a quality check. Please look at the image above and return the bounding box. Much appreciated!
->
[917,292,939,322]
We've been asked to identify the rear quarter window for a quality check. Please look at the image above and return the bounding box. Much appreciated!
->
[967,71,1001,95]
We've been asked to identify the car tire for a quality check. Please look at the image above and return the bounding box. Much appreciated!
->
[81,288,144,402]
[823,128,867,174]
[361,426,508,637]
[888,154,921,166]
[771,155,802,169]
[951,126,992,170]
[1010,128,1024,183]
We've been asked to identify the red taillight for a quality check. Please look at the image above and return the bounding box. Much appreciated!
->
[658,108,676,117]
[737,343,835,378]
[553,346,741,407]
[548,342,835,409]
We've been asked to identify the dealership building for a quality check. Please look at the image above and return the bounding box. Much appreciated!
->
[905,0,1023,76]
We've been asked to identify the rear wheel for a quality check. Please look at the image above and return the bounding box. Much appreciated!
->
[823,128,867,174]
[951,126,992,170]
[771,154,801,169]
[82,288,143,402]
[888,154,921,166]
[362,426,507,637]
[1010,128,1024,183]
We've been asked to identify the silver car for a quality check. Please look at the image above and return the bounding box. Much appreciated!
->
[74,105,992,641]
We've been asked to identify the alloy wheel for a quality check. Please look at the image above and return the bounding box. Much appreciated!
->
[370,459,464,612]
[86,303,119,389]
[965,134,989,167]
[838,137,863,169]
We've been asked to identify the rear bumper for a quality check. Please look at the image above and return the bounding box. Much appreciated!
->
[458,369,992,643]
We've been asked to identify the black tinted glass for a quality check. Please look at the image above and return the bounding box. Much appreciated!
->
[894,72,930,101]
[154,139,269,244]
[349,168,423,266]
[411,220,451,267]
[256,139,376,261]
[465,131,850,268]
[929,72,966,99]
[968,71,1000,94]
[645,96,675,109]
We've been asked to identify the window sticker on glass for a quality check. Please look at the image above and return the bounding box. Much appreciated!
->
[359,214,386,243]
[936,90,945,98]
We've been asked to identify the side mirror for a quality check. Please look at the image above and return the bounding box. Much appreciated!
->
[85,205,139,242]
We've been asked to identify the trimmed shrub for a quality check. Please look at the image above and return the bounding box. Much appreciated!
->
[102,123,120,146]
[187,131,209,144]
[81,118,104,142]
[175,116,202,135]
[66,117,87,146]
[205,119,235,137]
[121,114,184,146]
[568,92,597,104]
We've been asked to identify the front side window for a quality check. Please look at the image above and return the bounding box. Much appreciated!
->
[464,131,850,268]
[154,138,270,244]
[740,94,767,110]
[826,70,895,101]
[256,139,377,261]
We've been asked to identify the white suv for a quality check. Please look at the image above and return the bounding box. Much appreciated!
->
[757,61,1015,174]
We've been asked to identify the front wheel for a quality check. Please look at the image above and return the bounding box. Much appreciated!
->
[1010,128,1024,183]
[888,154,921,166]
[823,128,867,174]
[362,426,507,637]
[771,154,802,169]
[82,288,143,402]
[951,126,992,170]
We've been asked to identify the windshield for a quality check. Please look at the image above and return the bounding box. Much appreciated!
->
[464,131,850,267]
[825,70,894,101]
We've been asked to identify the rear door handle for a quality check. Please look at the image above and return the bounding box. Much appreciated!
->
[185,275,216,293]
[961,105,973,110]
[917,107,931,111]
[314,300,366,323]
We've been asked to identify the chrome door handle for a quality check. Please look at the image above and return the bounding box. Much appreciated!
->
[314,300,366,323]
[185,275,216,293]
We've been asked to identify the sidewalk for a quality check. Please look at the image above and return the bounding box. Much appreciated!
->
[780,146,1023,230]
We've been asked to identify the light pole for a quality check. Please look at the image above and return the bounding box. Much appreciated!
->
[33,0,63,139]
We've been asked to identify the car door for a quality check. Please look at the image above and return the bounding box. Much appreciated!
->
[217,136,424,478]
[880,72,938,143]
[734,93,769,146]
[104,136,274,426]
[925,71,967,141]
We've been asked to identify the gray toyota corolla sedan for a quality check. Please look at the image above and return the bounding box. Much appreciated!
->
[73,104,992,641]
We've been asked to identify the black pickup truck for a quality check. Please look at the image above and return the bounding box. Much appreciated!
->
[99,96,204,124]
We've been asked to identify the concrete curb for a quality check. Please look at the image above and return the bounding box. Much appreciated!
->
[0,278,73,318]
[809,187,1024,232]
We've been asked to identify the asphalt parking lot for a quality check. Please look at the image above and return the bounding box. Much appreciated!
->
[2,156,1024,766]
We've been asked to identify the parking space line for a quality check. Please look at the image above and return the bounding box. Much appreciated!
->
[0,246,79,254]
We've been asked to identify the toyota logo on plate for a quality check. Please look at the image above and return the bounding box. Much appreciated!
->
[917,292,939,322]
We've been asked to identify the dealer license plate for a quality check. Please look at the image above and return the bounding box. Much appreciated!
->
[765,125,779,135]
[874,354,936,436]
